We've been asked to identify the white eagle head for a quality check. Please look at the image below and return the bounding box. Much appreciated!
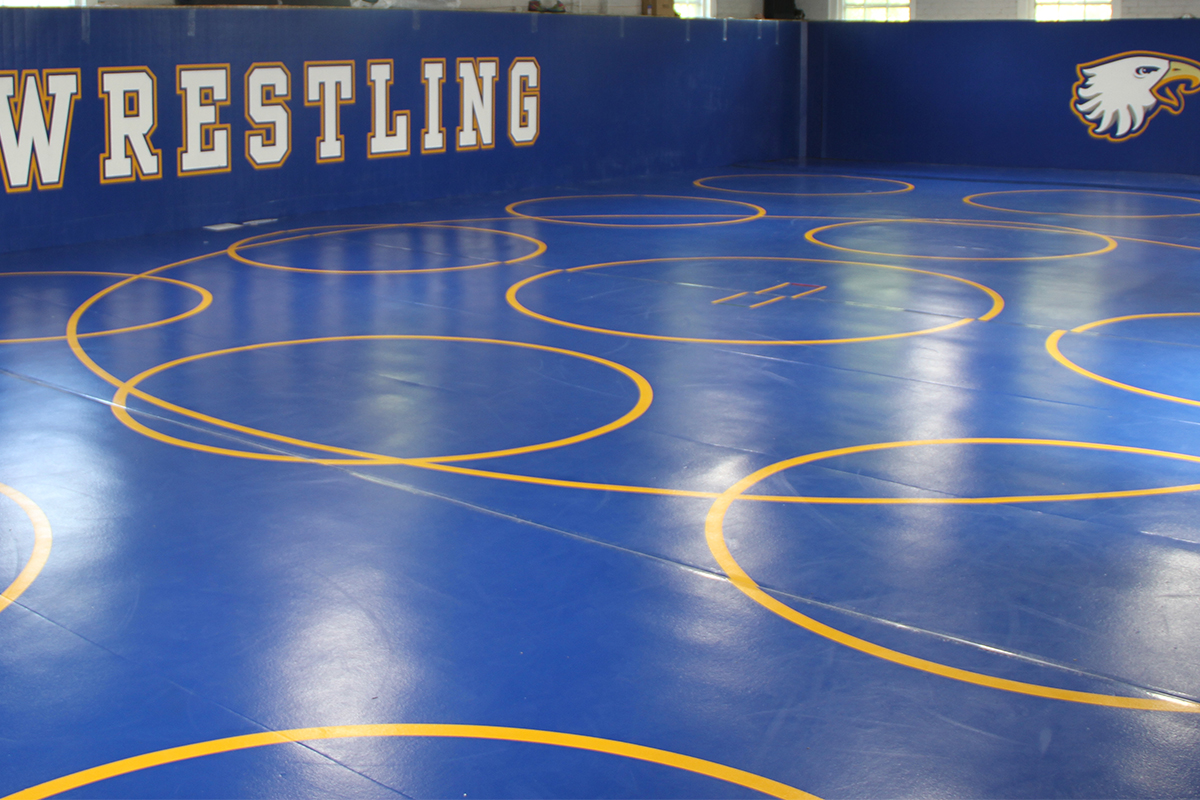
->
[1073,51,1200,140]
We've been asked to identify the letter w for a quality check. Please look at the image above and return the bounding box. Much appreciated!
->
[0,70,81,193]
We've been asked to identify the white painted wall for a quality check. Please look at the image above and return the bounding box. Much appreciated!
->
[1121,0,1200,16]
[913,0,1021,19]
[801,0,1200,19]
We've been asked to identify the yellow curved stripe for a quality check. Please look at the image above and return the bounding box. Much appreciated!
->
[0,483,52,614]
[0,724,817,800]
[0,272,212,345]
[704,441,1200,713]
[963,189,1200,219]
[694,173,914,197]
[1047,315,1200,407]
[505,256,1003,346]
[357,440,1200,504]
[804,218,1118,261]
[108,335,652,465]
[505,194,767,228]
[65,254,225,396]
[1069,311,1200,334]
[227,223,546,274]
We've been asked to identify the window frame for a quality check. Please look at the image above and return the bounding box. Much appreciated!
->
[837,0,911,22]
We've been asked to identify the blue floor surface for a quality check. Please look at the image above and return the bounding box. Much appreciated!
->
[2,163,1200,799]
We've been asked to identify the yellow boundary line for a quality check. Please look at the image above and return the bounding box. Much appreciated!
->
[694,173,914,197]
[0,724,817,800]
[227,222,547,274]
[963,188,1200,219]
[44,219,1200,713]
[506,256,1003,346]
[107,335,653,465]
[1047,314,1200,407]
[0,483,51,615]
[505,194,767,228]
[703,438,1200,713]
[0,272,212,345]
[805,218,1119,261]
[749,296,787,309]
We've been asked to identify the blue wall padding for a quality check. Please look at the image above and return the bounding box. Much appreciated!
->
[806,19,1200,174]
[0,8,800,253]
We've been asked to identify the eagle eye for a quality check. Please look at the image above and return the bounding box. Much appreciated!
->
[1135,66,1161,76]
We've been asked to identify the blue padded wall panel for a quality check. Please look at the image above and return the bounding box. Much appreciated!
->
[0,9,800,253]
[806,19,1200,175]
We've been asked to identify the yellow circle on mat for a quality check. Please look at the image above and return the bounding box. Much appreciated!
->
[0,483,51,616]
[805,219,1118,260]
[505,194,767,227]
[0,272,212,345]
[694,173,914,196]
[704,438,1200,712]
[227,223,547,274]
[506,256,1003,345]
[110,335,653,465]
[964,189,1200,219]
[1047,313,1200,407]
[0,723,817,800]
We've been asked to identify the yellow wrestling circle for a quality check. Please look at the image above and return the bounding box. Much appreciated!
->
[694,173,913,196]
[506,256,1003,345]
[964,189,1200,219]
[505,194,766,228]
[109,335,653,466]
[0,724,817,800]
[1047,313,1200,407]
[0,272,212,345]
[705,438,1200,712]
[227,223,546,274]
[0,483,51,616]
[805,218,1118,261]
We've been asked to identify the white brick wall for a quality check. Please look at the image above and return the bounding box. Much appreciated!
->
[912,0,1020,19]
[1121,0,1200,16]
[713,0,761,15]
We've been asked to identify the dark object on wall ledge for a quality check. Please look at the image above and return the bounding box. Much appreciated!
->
[763,0,801,20]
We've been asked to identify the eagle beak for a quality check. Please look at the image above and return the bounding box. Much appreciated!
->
[1153,60,1200,109]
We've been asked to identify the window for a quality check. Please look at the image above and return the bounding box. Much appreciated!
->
[674,0,712,17]
[1034,0,1112,20]
[841,0,910,21]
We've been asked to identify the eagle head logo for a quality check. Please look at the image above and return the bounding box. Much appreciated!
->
[1073,51,1200,141]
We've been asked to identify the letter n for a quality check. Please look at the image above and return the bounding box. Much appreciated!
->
[456,58,499,151]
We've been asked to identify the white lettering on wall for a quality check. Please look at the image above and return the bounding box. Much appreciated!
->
[177,64,231,176]
[304,61,355,163]
[456,57,499,151]
[99,67,161,183]
[0,69,80,192]
[508,58,540,147]
[245,63,292,169]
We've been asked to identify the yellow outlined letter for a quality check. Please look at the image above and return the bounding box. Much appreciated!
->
[0,68,80,192]
[508,58,539,147]
[367,59,410,158]
[420,58,446,154]
[245,63,292,169]
[98,67,161,183]
[304,61,354,163]
[176,64,231,176]
[456,57,499,151]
